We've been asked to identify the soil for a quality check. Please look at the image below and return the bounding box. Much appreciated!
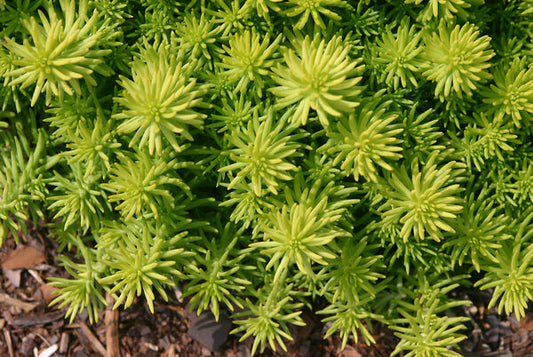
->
[1,222,533,357]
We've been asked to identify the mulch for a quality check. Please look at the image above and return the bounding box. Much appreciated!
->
[2,222,533,357]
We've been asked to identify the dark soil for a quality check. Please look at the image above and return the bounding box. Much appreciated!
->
[1,222,533,357]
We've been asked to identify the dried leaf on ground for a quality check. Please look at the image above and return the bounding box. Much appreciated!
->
[1,245,46,270]
[38,284,59,305]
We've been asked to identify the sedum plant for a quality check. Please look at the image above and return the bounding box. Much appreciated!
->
[0,127,51,243]
[48,242,106,324]
[2,0,113,106]
[102,149,192,221]
[219,108,305,196]
[251,176,352,282]
[218,29,281,98]
[231,278,305,355]
[182,221,251,322]
[404,0,482,22]
[380,153,465,242]
[373,17,423,89]
[269,34,365,127]
[475,210,533,319]
[483,57,533,127]
[284,0,350,30]
[114,40,206,155]
[322,93,404,182]
[47,163,110,232]
[422,20,495,99]
[2,0,533,355]
[390,272,470,357]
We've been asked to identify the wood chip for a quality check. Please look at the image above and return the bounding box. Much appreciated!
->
[79,322,107,357]
[521,312,533,331]
[1,245,46,270]
[2,267,22,288]
[59,332,70,354]
[4,329,14,357]
[167,345,176,357]
[5,309,64,327]
[341,346,362,357]
[0,293,39,313]
[28,269,45,284]
[20,333,36,356]
[31,263,54,271]
[144,342,159,351]
[38,344,58,357]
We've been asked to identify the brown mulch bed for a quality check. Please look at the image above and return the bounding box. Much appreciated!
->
[1,222,533,357]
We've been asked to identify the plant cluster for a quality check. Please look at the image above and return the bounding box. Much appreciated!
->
[1,0,533,355]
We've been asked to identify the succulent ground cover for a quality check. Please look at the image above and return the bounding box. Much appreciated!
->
[1,0,533,356]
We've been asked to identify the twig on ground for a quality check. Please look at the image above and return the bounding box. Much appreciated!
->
[79,322,107,357]
[105,293,120,357]
[0,293,39,313]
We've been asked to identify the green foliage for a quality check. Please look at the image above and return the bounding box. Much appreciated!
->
[0,126,52,243]
[114,40,206,155]
[240,0,284,21]
[2,0,113,106]
[2,0,533,355]
[175,11,221,65]
[422,20,494,99]
[323,93,403,182]
[453,113,517,171]
[48,163,109,232]
[0,0,43,38]
[251,180,349,281]
[183,222,251,321]
[62,115,122,178]
[475,210,533,319]
[318,236,385,348]
[210,92,256,133]
[373,17,423,89]
[319,298,380,348]
[269,34,364,127]
[380,153,465,242]
[102,149,192,221]
[99,228,188,313]
[320,237,384,305]
[483,57,533,127]
[231,278,305,355]
[443,186,511,271]
[383,272,469,356]
[44,89,100,139]
[284,0,349,30]
[218,29,281,98]
[219,108,305,196]
[405,0,482,22]
[391,287,468,356]
[49,243,106,324]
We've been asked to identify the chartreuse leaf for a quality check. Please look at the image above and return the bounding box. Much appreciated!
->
[2,0,113,106]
